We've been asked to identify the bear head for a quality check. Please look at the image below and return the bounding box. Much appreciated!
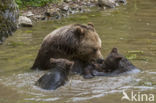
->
[74,23,103,62]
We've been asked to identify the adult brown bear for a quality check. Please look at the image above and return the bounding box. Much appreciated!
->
[31,23,103,73]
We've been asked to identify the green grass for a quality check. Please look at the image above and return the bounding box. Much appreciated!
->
[15,0,62,8]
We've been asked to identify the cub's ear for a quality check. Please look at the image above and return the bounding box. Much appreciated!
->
[115,56,122,61]
[74,26,85,38]
[111,48,118,53]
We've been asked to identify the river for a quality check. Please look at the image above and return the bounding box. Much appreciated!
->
[0,0,156,103]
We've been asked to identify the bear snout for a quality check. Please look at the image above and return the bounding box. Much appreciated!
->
[96,50,103,59]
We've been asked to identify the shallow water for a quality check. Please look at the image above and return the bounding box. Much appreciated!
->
[0,0,156,103]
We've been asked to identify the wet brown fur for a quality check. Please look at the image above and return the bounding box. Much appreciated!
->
[31,23,103,70]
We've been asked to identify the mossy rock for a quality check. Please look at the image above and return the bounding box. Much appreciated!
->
[0,0,18,44]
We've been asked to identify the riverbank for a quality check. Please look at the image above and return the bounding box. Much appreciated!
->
[0,0,127,44]
[19,0,96,24]
[18,0,127,26]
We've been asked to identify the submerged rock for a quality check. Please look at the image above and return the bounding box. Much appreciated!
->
[18,16,33,27]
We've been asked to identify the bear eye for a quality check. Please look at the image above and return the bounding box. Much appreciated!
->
[93,48,98,52]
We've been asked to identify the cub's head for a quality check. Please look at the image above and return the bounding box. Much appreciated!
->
[73,23,103,62]
[50,58,74,72]
[105,48,122,72]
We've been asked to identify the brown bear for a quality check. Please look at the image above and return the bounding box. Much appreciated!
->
[36,58,74,90]
[31,23,103,73]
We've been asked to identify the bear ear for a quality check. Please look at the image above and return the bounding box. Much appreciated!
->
[88,22,95,31]
[88,22,94,28]
[74,26,85,38]
[111,48,118,53]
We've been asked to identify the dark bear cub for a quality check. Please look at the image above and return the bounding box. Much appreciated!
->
[36,58,73,90]
[83,59,105,79]
[104,48,139,74]
[83,48,139,78]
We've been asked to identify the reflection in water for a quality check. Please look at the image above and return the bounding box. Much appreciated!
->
[0,0,156,103]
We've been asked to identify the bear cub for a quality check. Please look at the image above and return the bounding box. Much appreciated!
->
[36,58,73,90]
[104,48,139,74]
[83,48,139,78]
[83,59,105,79]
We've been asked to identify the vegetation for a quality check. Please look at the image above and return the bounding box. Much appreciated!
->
[15,0,62,8]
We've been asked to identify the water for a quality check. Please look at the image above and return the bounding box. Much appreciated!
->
[0,0,156,103]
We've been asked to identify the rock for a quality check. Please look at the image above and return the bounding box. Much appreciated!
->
[0,0,18,44]
[117,0,127,4]
[45,11,61,20]
[23,11,34,17]
[18,16,33,27]
[98,0,116,8]
[51,11,61,19]
[64,0,72,3]
[63,5,69,11]
[34,15,44,20]
[44,8,61,20]
[61,4,70,11]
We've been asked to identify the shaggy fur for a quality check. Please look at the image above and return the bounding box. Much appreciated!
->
[83,48,139,78]
[35,58,73,90]
[105,48,138,74]
[31,23,103,70]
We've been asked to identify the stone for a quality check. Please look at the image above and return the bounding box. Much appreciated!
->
[64,0,72,3]
[62,5,70,11]
[98,0,116,8]
[0,0,18,44]
[23,11,34,17]
[18,16,33,27]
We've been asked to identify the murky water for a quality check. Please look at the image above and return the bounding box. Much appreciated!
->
[0,0,156,103]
